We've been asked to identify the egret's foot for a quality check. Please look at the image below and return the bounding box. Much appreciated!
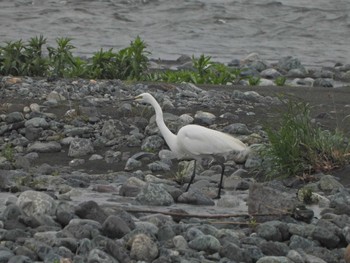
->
[213,195,221,200]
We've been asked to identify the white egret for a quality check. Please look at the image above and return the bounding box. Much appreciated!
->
[127,92,249,198]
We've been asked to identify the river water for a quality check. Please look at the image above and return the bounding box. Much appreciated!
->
[1,0,349,67]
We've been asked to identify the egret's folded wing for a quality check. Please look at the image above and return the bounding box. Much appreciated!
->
[177,125,246,156]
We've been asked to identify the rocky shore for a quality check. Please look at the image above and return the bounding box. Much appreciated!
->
[0,56,350,263]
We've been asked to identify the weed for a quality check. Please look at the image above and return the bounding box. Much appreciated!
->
[2,144,14,162]
[88,48,118,79]
[0,40,26,76]
[47,37,77,77]
[275,76,287,86]
[261,100,350,178]
[248,76,261,86]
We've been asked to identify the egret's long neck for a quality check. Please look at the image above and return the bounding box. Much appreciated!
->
[149,97,177,151]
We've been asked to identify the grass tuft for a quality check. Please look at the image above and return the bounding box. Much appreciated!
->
[261,100,350,178]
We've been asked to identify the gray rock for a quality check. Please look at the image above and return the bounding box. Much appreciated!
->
[289,234,318,250]
[8,255,33,263]
[260,68,282,79]
[88,248,118,263]
[27,141,61,153]
[136,183,174,206]
[194,111,216,125]
[16,190,57,216]
[256,221,289,242]
[148,160,171,171]
[173,235,188,250]
[104,150,121,164]
[286,250,305,263]
[124,157,142,171]
[5,112,24,123]
[313,78,333,88]
[311,226,340,249]
[277,56,306,72]
[318,174,343,192]
[101,119,121,140]
[63,219,101,239]
[119,177,146,197]
[219,243,248,262]
[141,135,164,152]
[329,189,350,215]
[188,234,221,253]
[303,246,338,263]
[0,248,15,262]
[256,256,293,263]
[177,190,215,206]
[24,117,49,129]
[222,123,251,135]
[68,138,94,157]
[259,241,289,256]
[248,183,299,215]
[64,126,94,137]
[74,200,108,224]
[129,233,158,262]
[102,215,131,239]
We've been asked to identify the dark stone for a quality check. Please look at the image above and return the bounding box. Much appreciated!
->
[74,200,108,224]
[102,215,131,239]
[258,241,289,256]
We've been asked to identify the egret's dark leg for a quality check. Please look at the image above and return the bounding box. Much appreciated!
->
[185,160,196,192]
[215,163,226,199]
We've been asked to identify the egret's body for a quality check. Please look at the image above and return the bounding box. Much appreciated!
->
[131,93,249,198]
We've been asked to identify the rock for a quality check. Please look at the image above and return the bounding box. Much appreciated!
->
[124,157,142,171]
[219,243,248,262]
[256,221,289,242]
[16,190,57,216]
[141,135,164,152]
[247,183,299,215]
[119,177,146,197]
[101,120,121,140]
[313,78,333,88]
[27,141,61,153]
[129,234,158,262]
[173,235,188,250]
[102,215,131,239]
[345,244,350,263]
[256,256,292,263]
[88,248,118,263]
[318,174,343,192]
[68,138,94,157]
[5,112,24,123]
[63,219,101,239]
[24,117,49,129]
[136,183,174,206]
[189,234,221,253]
[277,56,306,73]
[222,123,251,135]
[74,200,108,224]
[260,68,282,79]
[194,111,216,126]
[177,190,215,205]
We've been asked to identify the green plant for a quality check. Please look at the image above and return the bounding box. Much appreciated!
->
[0,40,26,75]
[47,37,77,77]
[248,76,261,86]
[22,35,48,76]
[2,144,14,162]
[88,48,118,79]
[275,76,287,86]
[115,36,150,80]
[262,100,350,178]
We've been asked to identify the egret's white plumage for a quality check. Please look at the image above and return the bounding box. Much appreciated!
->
[132,92,249,198]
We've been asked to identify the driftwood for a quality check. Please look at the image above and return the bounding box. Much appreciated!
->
[124,208,291,219]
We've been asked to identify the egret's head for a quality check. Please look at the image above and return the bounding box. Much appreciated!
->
[133,93,153,104]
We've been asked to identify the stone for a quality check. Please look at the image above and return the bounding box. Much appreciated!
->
[74,200,108,224]
[256,256,293,263]
[16,190,57,216]
[88,248,118,263]
[24,117,49,129]
[136,183,174,206]
[119,177,146,197]
[219,242,247,262]
[102,215,131,239]
[63,219,101,239]
[129,234,158,262]
[68,138,94,157]
[194,111,216,125]
[27,141,61,153]
[188,234,221,253]
[222,123,251,135]
[177,189,215,206]
[260,68,282,79]
[248,183,299,215]
[5,112,24,123]
[141,135,164,152]
[318,174,344,192]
